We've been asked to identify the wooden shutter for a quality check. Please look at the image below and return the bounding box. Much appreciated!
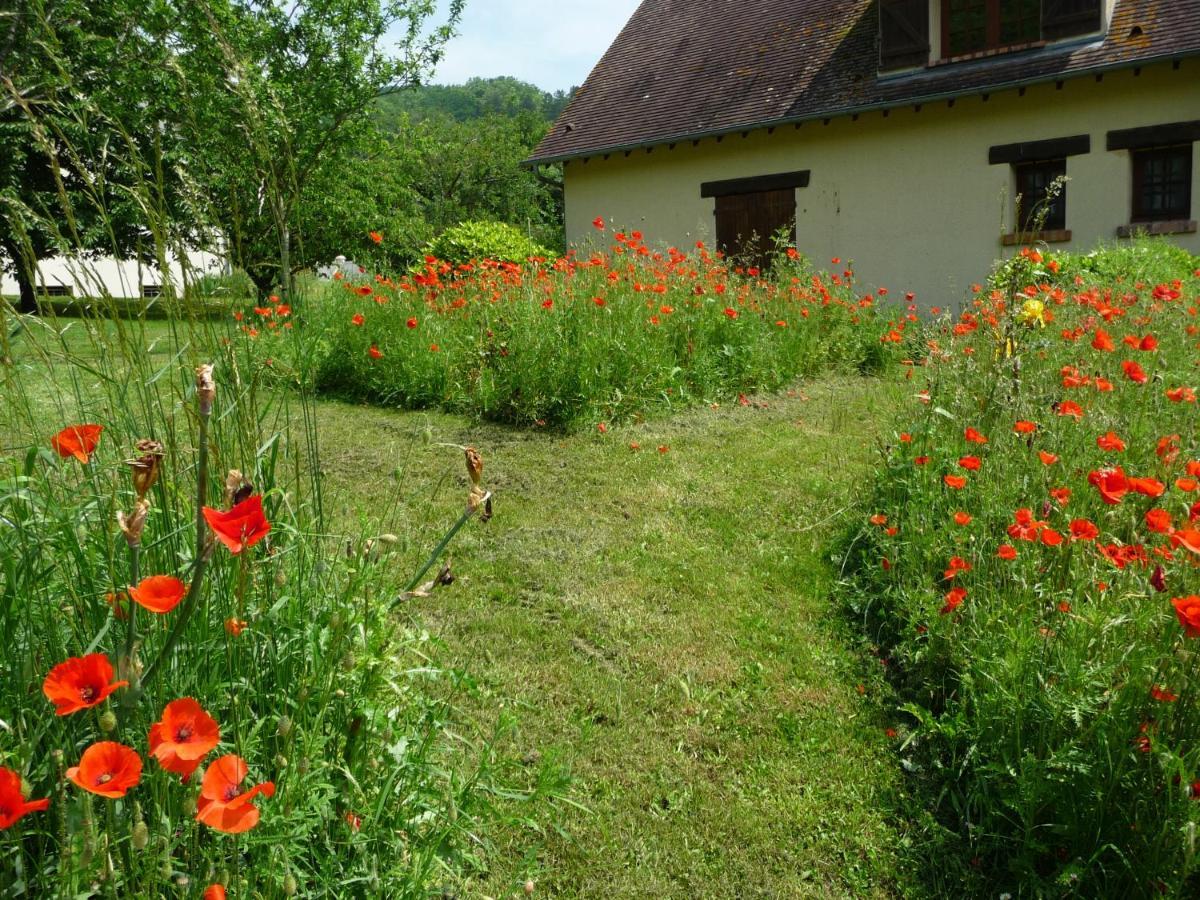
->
[879,0,930,70]
[715,189,797,272]
[1042,0,1102,41]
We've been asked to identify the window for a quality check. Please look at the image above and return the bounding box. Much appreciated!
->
[42,285,73,298]
[943,0,1040,57]
[141,284,164,299]
[1132,146,1192,223]
[1015,159,1067,232]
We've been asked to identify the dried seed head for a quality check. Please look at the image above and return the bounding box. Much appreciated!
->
[224,469,252,507]
[524,879,535,895]
[126,439,165,500]
[117,498,152,548]
[465,447,483,486]
[195,364,216,416]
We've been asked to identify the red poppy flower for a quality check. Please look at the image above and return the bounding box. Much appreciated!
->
[958,456,981,471]
[1056,400,1084,419]
[1091,329,1114,352]
[225,617,248,636]
[943,475,967,490]
[1040,528,1064,547]
[997,544,1018,560]
[204,886,227,900]
[369,231,383,244]
[914,455,931,466]
[1172,595,1200,638]
[944,556,972,579]
[1088,468,1129,505]
[1122,360,1148,384]
[66,742,142,798]
[51,424,104,463]
[128,575,187,614]
[964,427,988,445]
[1150,685,1178,703]
[1008,508,1047,542]
[43,654,128,716]
[203,495,271,555]
[1158,435,1181,463]
[196,755,275,833]
[1130,477,1166,498]
[1096,431,1126,452]
[1014,420,1038,434]
[0,767,50,829]
[592,216,605,230]
[1069,519,1099,541]
[941,587,967,615]
[869,514,888,526]
[1172,529,1200,556]
[406,317,418,329]
[351,313,364,327]
[1178,478,1199,492]
[1038,451,1059,466]
[1167,387,1197,403]
[1050,487,1072,506]
[1145,509,1173,535]
[149,698,220,781]
[1139,334,1159,351]
[953,511,972,526]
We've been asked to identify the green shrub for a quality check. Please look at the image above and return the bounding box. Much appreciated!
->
[423,220,553,266]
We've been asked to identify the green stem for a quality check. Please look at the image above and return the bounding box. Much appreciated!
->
[117,542,141,718]
[390,495,488,610]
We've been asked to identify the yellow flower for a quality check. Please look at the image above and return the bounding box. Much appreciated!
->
[1016,298,1048,328]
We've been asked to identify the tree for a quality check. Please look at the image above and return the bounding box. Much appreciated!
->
[173,0,464,298]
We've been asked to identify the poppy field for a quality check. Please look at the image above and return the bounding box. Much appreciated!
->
[260,225,898,428]
[842,241,1200,894]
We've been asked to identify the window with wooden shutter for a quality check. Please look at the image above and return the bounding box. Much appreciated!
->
[1041,0,1103,41]
[879,0,930,71]
[713,190,797,272]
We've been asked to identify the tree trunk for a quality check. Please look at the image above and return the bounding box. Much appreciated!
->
[0,236,38,315]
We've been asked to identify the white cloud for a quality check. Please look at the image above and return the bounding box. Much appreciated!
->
[413,0,643,91]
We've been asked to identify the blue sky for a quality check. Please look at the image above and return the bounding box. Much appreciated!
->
[418,0,643,92]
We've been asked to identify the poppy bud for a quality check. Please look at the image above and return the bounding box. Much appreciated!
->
[1040,500,1053,520]
[160,858,172,879]
[131,821,149,851]
[524,879,535,895]
[277,716,293,738]
[296,757,310,775]
[224,469,253,507]
[126,440,164,500]
[176,875,190,889]
[283,873,299,896]
[1151,565,1168,593]
[275,570,287,587]
[275,754,288,769]
[181,793,197,816]
[195,364,216,416]
[98,710,117,733]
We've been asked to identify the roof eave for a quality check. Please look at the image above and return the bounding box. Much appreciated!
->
[523,50,1200,168]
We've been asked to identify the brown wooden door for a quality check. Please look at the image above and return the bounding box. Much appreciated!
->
[714,188,796,270]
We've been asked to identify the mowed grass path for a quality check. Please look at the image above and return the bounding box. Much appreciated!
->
[316,378,913,898]
[3,316,913,896]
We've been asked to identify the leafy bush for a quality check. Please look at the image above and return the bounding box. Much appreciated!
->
[839,241,1200,895]
[261,232,901,428]
[422,220,552,267]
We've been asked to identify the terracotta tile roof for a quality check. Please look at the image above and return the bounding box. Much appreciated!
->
[529,0,1200,164]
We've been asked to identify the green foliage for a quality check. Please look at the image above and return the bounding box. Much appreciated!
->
[424,220,553,266]
[375,75,573,127]
[838,241,1200,895]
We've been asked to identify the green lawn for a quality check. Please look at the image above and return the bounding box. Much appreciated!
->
[3,316,915,896]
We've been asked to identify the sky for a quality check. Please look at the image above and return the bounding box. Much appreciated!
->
[416,0,643,92]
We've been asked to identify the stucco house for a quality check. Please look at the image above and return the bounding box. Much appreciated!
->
[528,0,1200,306]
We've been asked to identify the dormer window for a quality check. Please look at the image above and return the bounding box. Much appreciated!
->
[880,0,1105,71]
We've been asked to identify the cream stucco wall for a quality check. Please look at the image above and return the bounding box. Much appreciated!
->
[562,60,1200,309]
[1,249,225,300]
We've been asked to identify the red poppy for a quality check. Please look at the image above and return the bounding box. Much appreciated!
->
[914,455,931,466]
[1038,451,1059,466]
[1057,600,1071,613]
[941,587,967,615]
[406,317,418,329]
[369,231,383,244]
[1172,595,1200,638]
[1130,477,1166,498]
[997,544,1018,560]
[1145,509,1173,535]
[1167,387,1197,403]
[1040,528,1064,547]
[723,307,738,320]
[66,742,142,798]
[1069,519,1099,541]
[1139,334,1159,351]
[1050,487,1072,506]
[128,575,187,614]
[0,767,50,829]
[1091,329,1114,352]
[204,886,227,900]
[592,216,605,230]
[1096,431,1126,452]
[1158,436,1181,463]
[43,654,128,716]
[1178,478,1199,492]
[943,475,967,490]
[1056,400,1084,419]
[958,456,981,471]
[1172,529,1200,556]
[1122,360,1148,384]
[964,427,988,445]
[51,424,104,463]
[1150,685,1178,703]
[953,511,972,526]
[368,345,383,359]
[1014,420,1038,434]
[203,495,271,555]
[944,556,972,579]
[1008,508,1047,542]
[351,314,364,327]
[225,617,248,636]
[149,698,220,781]
[1088,468,1129,505]
[196,755,275,834]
